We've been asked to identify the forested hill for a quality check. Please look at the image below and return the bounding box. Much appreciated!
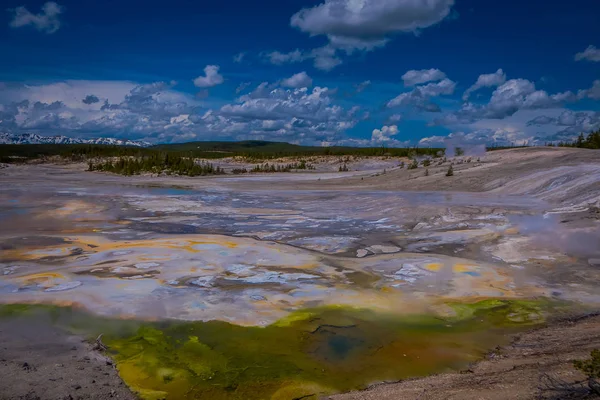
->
[152,140,441,158]
[0,140,443,161]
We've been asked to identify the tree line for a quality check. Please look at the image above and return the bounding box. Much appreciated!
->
[555,130,600,149]
[87,153,224,176]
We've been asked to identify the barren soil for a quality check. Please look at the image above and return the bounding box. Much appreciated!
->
[0,316,135,400]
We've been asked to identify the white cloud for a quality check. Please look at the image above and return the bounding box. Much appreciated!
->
[193,65,224,88]
[386,113,402,123]
[290,0,455,50]
[436,78,578,125]
[402,68,446,87]
[0,80,137,109]
[387,78,456,111]
[266,49,305,65]
[281,72,313,88]
[0,80,202,142]
[578,80,600,100]
[264,46,342,71]
[371,124,399,142]
[216,85,358,143]
[575,45,600,62]
[426,104,600,148]
[266,0,454,71]
[310,45,343,71]
[527,110,600,139]
[9,1,64,34]
[462,68,506,101]
[419,129,532,148]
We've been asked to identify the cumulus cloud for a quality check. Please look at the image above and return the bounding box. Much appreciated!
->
[82,94,100,105]
[193,65,224,88]
[0,77,362,144]
[264,46,342,71]
[0,80,202,142]
[281,72,313,88]
[526,110,600,139]
[334,124,408,147]
[310,45,343,70]
[481,79,575,118]
[266,49,305,65]
[419,128,532,148]
[578,80,600,100]
[212,85,358,143]
[435,78,577,125]
[371,124,399,142]
[290,0,455,49]
[402,68,446,87]
[387,78,456,111]
[424,105,600,148]
[575,45,600,62]
[462,68,506,101]
[386,113,402,124]
[266,0,454,71]
[8,1,63,34]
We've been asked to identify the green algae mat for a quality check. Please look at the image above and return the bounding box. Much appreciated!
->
[0,300,566,399]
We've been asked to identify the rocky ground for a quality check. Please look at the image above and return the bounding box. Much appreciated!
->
[0,147,599,399]
[0,316,134,400]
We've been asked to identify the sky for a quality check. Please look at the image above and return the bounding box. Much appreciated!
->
[0,0,599,146]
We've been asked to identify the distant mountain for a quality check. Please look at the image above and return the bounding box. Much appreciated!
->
[0,132,150,147]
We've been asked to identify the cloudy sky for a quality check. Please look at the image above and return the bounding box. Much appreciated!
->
[1,0,599,146]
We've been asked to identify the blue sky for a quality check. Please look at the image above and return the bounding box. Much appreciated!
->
[1,0,599,146]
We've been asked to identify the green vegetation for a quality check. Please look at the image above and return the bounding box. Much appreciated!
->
[88,154,224,176]
[4,139,590,166]
[446,165,454,176]
[559,130,600,149]
[407,159,419,170]
[575,349,600,380]
[0,141,443,164]
[250,160,314,173]
[4,137,595,170]
[422,158,431,167]
[153,140,443,160]
[2,140,572,167]
[0,143,153,164]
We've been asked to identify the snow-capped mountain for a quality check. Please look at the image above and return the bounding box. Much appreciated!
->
[0,133,151,147]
